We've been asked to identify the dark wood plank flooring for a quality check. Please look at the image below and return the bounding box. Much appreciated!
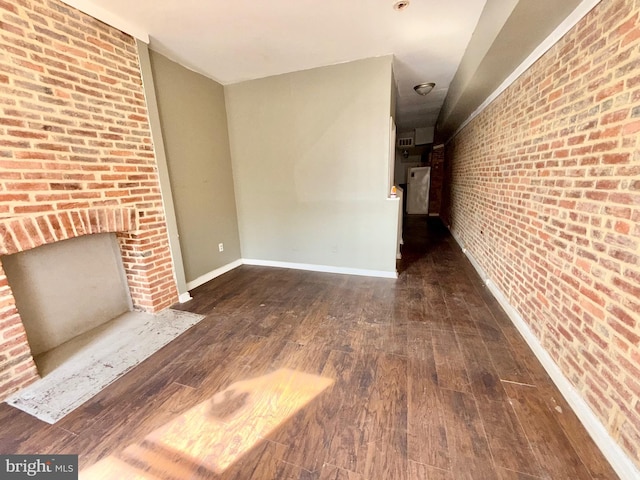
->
[0,217,619,479]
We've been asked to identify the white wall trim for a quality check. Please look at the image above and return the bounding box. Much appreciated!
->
[451,0,602,141]
[242,259,398,279]
[178,292,192,303]
[60,1,149,42]
[136,40,191,304]
[449,229,640,480]
[185,257,398,292]
[186,259,243,291]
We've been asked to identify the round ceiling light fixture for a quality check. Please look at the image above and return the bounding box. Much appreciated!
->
[393,1,410,11]
[414,82,436,95]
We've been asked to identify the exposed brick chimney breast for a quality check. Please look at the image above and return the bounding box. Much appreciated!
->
[0,0,178,400]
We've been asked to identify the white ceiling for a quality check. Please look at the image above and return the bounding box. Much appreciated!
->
[63,0,488,131]
[61,0,599,137]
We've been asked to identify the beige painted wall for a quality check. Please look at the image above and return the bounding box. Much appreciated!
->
[225,56,398,274]
[149,50,241,283]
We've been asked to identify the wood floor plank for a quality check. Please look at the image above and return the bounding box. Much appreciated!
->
[532,381,620,480]
[318,464,364,480]
[174,332,268,390]
[273,460,321,480]
[319,350,371,472]
[274,405,331,474]
[443,294,480,336]
[494,466,545,480]
[359,278,396,324]
[475,397,542,476]
[449,455,502,480]
[405,286,427,323]
[0,405,75,453]
[243,441,290,480]
[245,311,298,339]
[465,303,504,337]
[355,353,408,480]
[483,336,535,385]
[502,382,595,479]
[358,438,407,480]
[407,461,452,480]
[361,353,408,447]
[267,363,341,472]
[276,341,332,376]
[349,320,408,357]
[432,329,471,393]
[422,280,452,329]
[288,297,330,347]
[455,332,508,401]
[439,388,492,462]
[407,385,449,471]
[116,438,216,480]
[4,420,78,456]
[406,320,433,356]
[311,314,358,353]
[407,325,450,471]
[465,303,536,386]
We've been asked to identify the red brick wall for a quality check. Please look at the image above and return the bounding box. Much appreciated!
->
[443,0,640,468]
[429,146,445,214]
[0,0,178,399]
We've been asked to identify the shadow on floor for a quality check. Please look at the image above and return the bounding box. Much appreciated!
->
[397,215,450,275]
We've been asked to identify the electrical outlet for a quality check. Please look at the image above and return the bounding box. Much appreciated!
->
[218,243,224,252]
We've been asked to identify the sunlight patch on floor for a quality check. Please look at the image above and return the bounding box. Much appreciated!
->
[80,368,334,478]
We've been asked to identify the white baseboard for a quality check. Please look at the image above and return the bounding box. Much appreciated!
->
[242,259,397,279]
[449,229,640,480]
[178,292,192,303]
[185,257,398,291]
[186,259,243,290]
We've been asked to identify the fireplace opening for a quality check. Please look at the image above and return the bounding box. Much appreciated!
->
[2,233,133,374]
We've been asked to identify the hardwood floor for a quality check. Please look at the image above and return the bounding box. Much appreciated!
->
[0,217,619,479]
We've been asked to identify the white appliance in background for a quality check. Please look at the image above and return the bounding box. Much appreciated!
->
[406,166,431,214]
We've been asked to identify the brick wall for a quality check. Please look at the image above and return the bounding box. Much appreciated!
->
[429,145,445,214]
[0,0,178,399]
[443,0,640,468]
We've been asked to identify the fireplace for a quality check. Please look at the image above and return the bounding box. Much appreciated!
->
[4,232,132,359]
[0,207,179,399]
[0,0,180,400]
